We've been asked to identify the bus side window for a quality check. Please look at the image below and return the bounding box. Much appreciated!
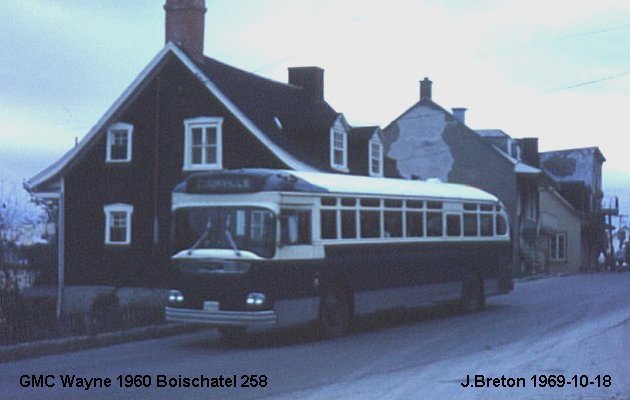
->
[480,214,493,236]
[446,214,462,237]
[463,213,478,236]
[384,211,402,237]
[320,210,337,239]
[406,211,424,237]
[281,210,312,244]
[426,212,443,237]
[360,210,380,238]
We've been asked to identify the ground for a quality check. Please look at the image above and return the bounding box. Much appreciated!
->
[0,273,628,400]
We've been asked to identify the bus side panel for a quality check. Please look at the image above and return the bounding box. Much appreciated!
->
[321,241,511,315]
[172,240,510,326]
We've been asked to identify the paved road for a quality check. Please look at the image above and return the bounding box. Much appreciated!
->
[1,273,629,399]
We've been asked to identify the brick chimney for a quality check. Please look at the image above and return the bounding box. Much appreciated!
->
[288,67,325,102]
[520,138,540,167]
[452,108,467,124]
[164,0,207,62]
[420,77,432,101]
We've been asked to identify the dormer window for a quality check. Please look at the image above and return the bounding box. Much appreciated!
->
[106,122,133,162]
[183,117,223,171]
[507,139,521,160]
[330,128,348,171]
[369,139,383,177]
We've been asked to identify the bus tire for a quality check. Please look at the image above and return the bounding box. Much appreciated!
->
[218,326,247,342]
[460,272,485,313]
[318,286,353,339]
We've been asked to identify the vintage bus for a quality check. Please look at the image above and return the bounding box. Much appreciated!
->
[165,169,512,339]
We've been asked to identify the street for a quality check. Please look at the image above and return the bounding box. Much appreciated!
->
[1,273,629,400]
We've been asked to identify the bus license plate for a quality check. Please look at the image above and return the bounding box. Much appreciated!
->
[203,301,219,311]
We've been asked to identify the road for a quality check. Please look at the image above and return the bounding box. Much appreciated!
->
[1,273,629,400]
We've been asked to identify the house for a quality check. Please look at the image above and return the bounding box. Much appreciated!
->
[539,147,606,268]
[382,78,542,274]
[538,178,587,274]
[26,0,389,287]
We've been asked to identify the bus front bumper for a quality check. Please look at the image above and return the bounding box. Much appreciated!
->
[165,306,278,326]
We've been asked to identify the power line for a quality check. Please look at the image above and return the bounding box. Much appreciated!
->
[545,69,630,93]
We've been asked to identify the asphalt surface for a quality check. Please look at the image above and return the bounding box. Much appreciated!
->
[1,273,628,399]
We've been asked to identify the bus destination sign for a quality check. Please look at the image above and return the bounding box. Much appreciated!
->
[187,175,265,193]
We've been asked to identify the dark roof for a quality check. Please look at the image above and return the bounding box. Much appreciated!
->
[350,126,380,140]
[194,55,340,171]
[28,45,348,191]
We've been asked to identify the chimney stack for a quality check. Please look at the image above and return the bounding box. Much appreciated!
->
[452,108,467,124]
[288,67,325,102]
[520,138,540,167]
[164,0,207,62]
[420,77,432,101]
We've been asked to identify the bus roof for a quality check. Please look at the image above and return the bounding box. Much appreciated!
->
[175,169,499,203]
[289,171,498,202]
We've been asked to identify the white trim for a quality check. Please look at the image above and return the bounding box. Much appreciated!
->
[183,116,223,171]
[31,192,61,200]
[103,203,134,245]
[549,232,567,262]
[28,43,317,190]
[106,122,133,163]
[491,145,541,175]
[56,178,65,318]
[318,195,509,242]
[330,128,348,172]
[369,138,383,177]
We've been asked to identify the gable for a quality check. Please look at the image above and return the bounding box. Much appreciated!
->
[383,103,455,181]
[28,43,322,192]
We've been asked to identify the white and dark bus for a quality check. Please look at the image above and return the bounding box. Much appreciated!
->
[165,169,513,339]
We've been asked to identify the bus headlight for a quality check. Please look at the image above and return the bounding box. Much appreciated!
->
[246,292,266,308]
[168,290,184,304]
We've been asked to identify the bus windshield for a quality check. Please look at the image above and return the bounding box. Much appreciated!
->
[172,207,276,258]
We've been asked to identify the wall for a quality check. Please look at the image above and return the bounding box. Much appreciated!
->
[64,57,288,287]
[539,187,584,274]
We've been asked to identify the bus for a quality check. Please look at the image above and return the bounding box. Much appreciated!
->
[165,169,512,339]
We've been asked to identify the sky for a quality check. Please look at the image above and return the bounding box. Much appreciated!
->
[1,0,630,212]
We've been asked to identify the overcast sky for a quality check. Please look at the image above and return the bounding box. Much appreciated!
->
[1,0,630,203]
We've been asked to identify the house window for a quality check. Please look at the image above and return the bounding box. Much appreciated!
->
[103,203,134,245]
[369,140,383,177]
[106,122,133,162]
[184,117,223,170]
[330,128,348,171]
[507,139,521,160]
[549,232,567,262]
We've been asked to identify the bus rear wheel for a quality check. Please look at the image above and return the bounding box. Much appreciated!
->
[460,273,485,313]
[318,286,353,339]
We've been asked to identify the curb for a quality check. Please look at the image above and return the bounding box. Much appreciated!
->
[0,323,208,364]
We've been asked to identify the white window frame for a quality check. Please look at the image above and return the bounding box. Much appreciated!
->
[330,128,348,171]
[183,116,223,171]
[106,122,133,163]
[507,138,521,160]
[103,203,134,245]
[369,139,383,177]
[549,232,567,262]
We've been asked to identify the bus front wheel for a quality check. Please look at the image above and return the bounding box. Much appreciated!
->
[460,273,485,313]
[318,286,353,339]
